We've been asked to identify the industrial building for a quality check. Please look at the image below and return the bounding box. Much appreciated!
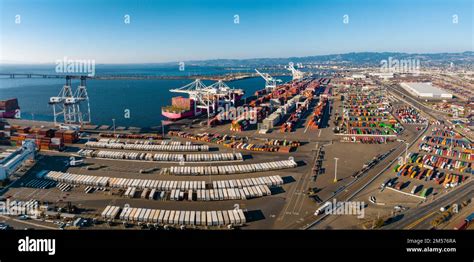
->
[369,72,394,80]
[400,82,453,100]
[351,74,366,79]
[0,140,36,180]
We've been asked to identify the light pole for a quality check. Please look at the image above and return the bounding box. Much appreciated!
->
[405,142,409,164]
[161,120,165,138]
[450,131,454,152]
[333,157,339,183]
[112,118,116,135]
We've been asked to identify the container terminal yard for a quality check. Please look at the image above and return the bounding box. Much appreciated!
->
[1,68,472,231]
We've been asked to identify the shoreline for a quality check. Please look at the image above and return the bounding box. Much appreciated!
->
[0,73,293,82]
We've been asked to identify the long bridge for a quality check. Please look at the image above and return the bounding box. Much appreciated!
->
[0,73,74,79]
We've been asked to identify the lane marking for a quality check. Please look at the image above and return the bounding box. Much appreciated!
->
[405,211,436,230]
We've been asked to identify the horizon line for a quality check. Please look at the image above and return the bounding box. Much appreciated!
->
[1,50,472,66]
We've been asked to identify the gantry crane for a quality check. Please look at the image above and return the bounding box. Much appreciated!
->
[255,69,281,91]
[287,62,305,80]
[49,76,91,125]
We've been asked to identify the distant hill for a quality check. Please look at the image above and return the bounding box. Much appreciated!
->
[179,51,474,67]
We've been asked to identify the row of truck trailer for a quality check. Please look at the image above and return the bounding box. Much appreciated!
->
[97,138,188,146]
[123,184,272,201]
[78,149,242,163]
[44,171,284,191]
[85,141,209,152]
[102,205,247,226]
[3,199,39,215]
[163,159,298,175]
[170,184,271,201]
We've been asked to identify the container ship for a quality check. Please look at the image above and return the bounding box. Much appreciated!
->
[162,79,244,120]
[161,96,197,120]
[0,98,20,119]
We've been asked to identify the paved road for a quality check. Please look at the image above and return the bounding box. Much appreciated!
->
[276,143,319,224]
[0,215,58,230]
[384,180,473,229]
[291,141,408,229]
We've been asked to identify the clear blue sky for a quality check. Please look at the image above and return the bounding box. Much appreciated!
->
[0,0,472,63]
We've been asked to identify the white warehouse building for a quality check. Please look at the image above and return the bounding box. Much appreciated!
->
[400,82,453,100]
[0,140,36,181]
